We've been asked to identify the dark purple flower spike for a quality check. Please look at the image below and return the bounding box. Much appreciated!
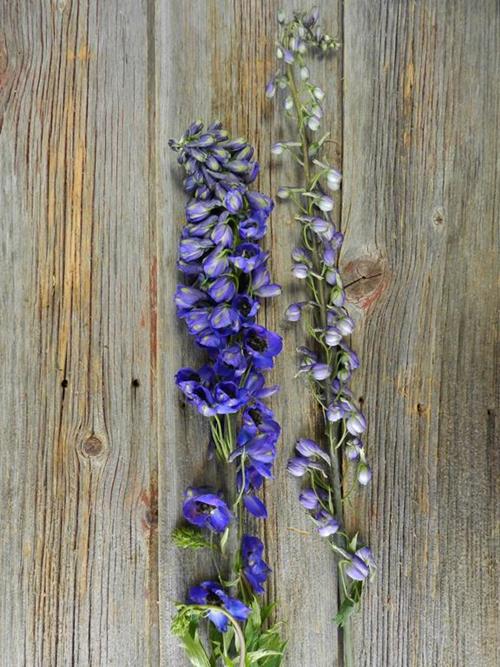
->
[170,122,285,659]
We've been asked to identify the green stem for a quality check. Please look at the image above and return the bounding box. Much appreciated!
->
[287,62,354,667]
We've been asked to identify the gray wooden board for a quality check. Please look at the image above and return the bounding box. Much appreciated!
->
[0,1,498,665]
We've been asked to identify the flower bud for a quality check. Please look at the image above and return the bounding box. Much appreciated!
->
[285,303,302,322]
[308,116,320,131]
[292,263,309,279]
[327,169,342,191]
[271,143,284,155]
[357,463,372,486]
[313,86,325,101]
[336,315,355,335]
[325,269,338,286]
[265,78,276,98]
[224,189,243,213]
[317,195,333,212]
[325,326,342,347]
[300,66,310,80]
[311,363,331,381]
[346,412,367,436]
[330,286,345,307]
[277,186,290,199]
[327,404,345,422]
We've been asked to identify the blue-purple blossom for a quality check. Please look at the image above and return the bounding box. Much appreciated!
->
[244,325,283,370]
[185,200,218,222]
[241,535,271,594]
[287,454,326,477]
[229,243,268,273]
[187,581,250,632]
[183,487,232,533]
[265,77,276,98]
[296,438,330,463]
[314,510,340,537]
[299,488,321,510]
[207,276,236,303]
[243,494,268,519]
[345,547,376,581]
[345,438,364,461]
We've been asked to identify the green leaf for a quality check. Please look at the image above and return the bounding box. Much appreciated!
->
[348,532,359,552]
[179,631,211,667]
[172,526,212,550]
[171,606,212,667]
[247,649,283,661]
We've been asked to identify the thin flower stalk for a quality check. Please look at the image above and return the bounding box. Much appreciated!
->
[267,6,375,664]
[169,122,286,666]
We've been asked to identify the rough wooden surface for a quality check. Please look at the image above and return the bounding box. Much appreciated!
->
[0,1,498,666]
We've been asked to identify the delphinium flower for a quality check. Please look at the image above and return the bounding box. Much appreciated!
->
[267,6,375,664]
[169,122,286,666]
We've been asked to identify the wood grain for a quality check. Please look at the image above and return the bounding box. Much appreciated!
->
[0,0,498,666]
[0,1,159,664]
[342,2,499,666]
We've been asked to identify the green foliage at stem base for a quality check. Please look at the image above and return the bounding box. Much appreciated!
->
[172,599,286,667]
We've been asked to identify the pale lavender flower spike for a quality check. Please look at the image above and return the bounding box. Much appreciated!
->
[267,4,375,653]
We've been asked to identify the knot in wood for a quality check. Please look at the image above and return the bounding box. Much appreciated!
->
[343,255,388,311]
[144,507,158,530]
[81,434,104,457]
[141,487,158,530]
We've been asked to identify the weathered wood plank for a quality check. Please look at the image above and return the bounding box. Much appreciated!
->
[1,1,498,665]
[342,1,499,666]
[0,1,159,664]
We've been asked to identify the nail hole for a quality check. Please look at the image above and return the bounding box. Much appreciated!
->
[358,396,364,407]
[132,378,140,387]
[61,379,68,388]
[417,403,425,415]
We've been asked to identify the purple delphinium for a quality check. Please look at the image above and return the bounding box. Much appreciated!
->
[241,535,271,594]
[187,581,250,632]
[182,487,232,533]
[345,547,376,581]
[268,6,374,637]
[170,121,282,520]
[170,123,285,658]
